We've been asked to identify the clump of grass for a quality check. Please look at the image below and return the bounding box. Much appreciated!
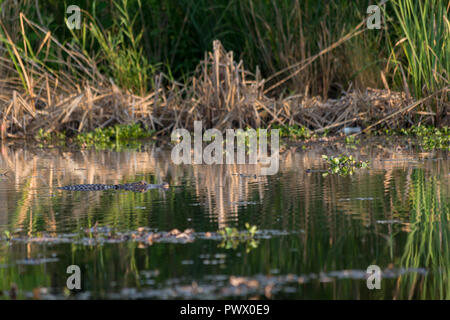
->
[69,0,158,95]
[322,155,369,176]
[386,0,449,119]
[217,223,259,253]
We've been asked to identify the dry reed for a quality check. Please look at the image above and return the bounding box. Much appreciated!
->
[0,15,444,140]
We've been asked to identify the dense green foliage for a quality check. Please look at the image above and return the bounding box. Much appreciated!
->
[388,0,449,98]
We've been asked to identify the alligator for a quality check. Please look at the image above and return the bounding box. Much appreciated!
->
[58,181,169,192]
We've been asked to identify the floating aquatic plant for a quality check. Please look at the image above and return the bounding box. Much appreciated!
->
[76,124,154,149]
[321,155,369,176]
[374,126,449,151]
[217,223,259,253]
[3,230,11,241]
[406,126,449,151]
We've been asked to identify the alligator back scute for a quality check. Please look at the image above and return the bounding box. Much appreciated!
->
[57,181,169,192]
[57,184,116,191]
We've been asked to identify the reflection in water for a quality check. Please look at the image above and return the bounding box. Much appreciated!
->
[0,141,448,299]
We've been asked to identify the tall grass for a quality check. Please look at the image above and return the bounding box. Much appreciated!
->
[231,0,386,98]
[386,0,449,120]
[2,0,447,98]
[389,0,449,95]
[69,0,158,95]
[2,0,388,97]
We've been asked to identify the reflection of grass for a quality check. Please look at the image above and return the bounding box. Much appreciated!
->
[0,145,448,299]
[396,171,449,299]
[0,243,53,300]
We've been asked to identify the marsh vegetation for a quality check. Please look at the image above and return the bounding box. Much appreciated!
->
[0,0,448,139]
[0,0,448,300]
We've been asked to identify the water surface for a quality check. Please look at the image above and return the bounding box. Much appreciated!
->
[0,139,448,299]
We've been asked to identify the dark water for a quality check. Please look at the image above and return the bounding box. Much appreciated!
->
[0,139,448,299]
